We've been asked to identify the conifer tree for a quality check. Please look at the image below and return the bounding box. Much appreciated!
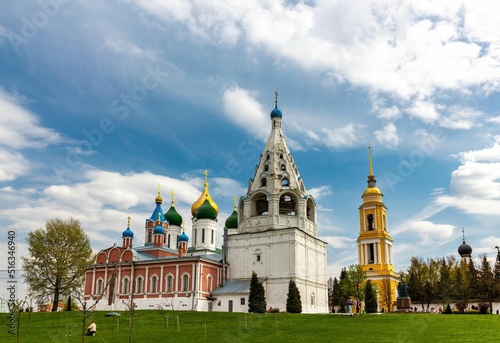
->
[286,279,302,313]
[364,280,378,313]
[248,271,266,313]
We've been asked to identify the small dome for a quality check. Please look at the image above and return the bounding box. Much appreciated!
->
[155,194,163,203]
[363,187,382,195]
[191,172,218,217]
[165,206,182,226]
[154,223,164,235]
[225,209,238,229]
[270,104,282,118]
[458,239,472,257]
[178,231,189,242]
[122,227,134,238]
[196,199,218,220]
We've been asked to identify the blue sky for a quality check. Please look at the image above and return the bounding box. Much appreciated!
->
[1,0,500,300]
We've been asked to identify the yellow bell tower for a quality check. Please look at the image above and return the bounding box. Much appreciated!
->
[357,146,399,312]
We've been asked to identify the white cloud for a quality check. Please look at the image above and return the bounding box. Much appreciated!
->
[0,149,28,181]
[104,37,156,60]
[457,136,500,162]
[375,122,399,147]
[440,106,482,130]
[0,89,63,149]
[308,185,332,200]
[222,85,268,140]
[405,220,456,245]
[321,123,363,149]
[407,100,440,122]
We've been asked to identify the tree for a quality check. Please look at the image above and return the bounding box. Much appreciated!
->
[342,264,367,313]
[454,258,477,308]
[437,256,456,308]
[286,279,302,313]
[422,258,440,311]
[407,256,426,309]
[22,218,93,312]
[338,268,348,313]
[478,255,495,313]
[364,280,378,313]
[379,277,393,312]
[330,277,342,313]
[248,271,266,313]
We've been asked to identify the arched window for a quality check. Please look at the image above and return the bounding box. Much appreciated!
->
[279,193,297,215]
[136,277,143,293]
[202,228,205,243]
[367,214,374,231]
[182,275,189,292]
[383,215,387,231]
[194,230,197,245]
[122,277,129,294]
[266,154,270,160]
[97,279,103,295]
[282,178,289,186]
[279,153,284,159]
[311,292,315,306]
[166,275,173,292]
[261,178,267,187]
[207,275,213,292]
[211,230,214,244]
[151,275,158,293]
[167,234,171,247]
[264,165,269,172]
[252,194,269,216]
[148,230,152,243]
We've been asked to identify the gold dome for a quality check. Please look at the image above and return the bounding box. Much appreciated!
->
[155,183,163,203]
[363,187,382,195]
[191,170,219,217]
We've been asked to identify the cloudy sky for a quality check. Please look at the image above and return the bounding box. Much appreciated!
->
[1,0,500,300]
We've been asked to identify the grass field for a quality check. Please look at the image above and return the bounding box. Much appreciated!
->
[2,310,500,343]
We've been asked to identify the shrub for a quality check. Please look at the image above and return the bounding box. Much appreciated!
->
[478,303,489,314]
[443,304,452,314]
[455,302,467,313]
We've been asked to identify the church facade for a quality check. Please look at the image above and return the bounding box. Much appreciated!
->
[83,95,329,313]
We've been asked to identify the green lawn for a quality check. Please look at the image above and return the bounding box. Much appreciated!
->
[2,311,500,343]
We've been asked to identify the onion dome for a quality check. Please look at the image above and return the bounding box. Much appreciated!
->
[150,184,164,221]
[270,90,282,118]
[458,228,472,257]
[154,223,164,235]
[196,198,218,220]
[153,212,164,234]
[225,196,238,229]
[122,216,134,238]
[164,190,183,226]
[178,231,189,242]
[191,170,219,217]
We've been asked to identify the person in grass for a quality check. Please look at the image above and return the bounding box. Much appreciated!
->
[86,320,96,336]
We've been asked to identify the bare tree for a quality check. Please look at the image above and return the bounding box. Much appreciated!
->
[379,277,393,312]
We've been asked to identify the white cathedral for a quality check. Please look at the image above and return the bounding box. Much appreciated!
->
[84,94,329,313]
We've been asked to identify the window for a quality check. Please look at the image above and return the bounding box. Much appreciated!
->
[194,230,197,245]
[367,214,374,231]
[261,178,267,187]
[97,279,103,295]
[202,228,205,243]
[136,277,143,293]
[279,153,284,159]
[182,275,189,292]
[264,165,269,172]
[166,275,173,292]
[241,298,245,305]
[256,255,261,262]
[207,276,213,292]
[279,193,297,215]
[151,276,158,293]
[282,178,289,186]
[167,234,171,247]
[211,230,214,244]
[148,230,152,243]
[281,164,286,170]
[122,278,129,294]
[368,243,375,264]
[311,293,315,306]
[266,154,270,160]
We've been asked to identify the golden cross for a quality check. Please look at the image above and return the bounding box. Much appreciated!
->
[157,183,161,195]
[275,90,278,105]
[233,195,237,209]
[127,216,131,227]
[171,190,175,204]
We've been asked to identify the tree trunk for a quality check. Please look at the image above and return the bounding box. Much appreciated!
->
[52,287,60,312]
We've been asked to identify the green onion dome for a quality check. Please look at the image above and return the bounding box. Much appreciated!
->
[225,209,238,229]
[195,198,218,220]
[165,206,182,226]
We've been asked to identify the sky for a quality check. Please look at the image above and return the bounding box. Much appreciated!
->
[1,0,500,302]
